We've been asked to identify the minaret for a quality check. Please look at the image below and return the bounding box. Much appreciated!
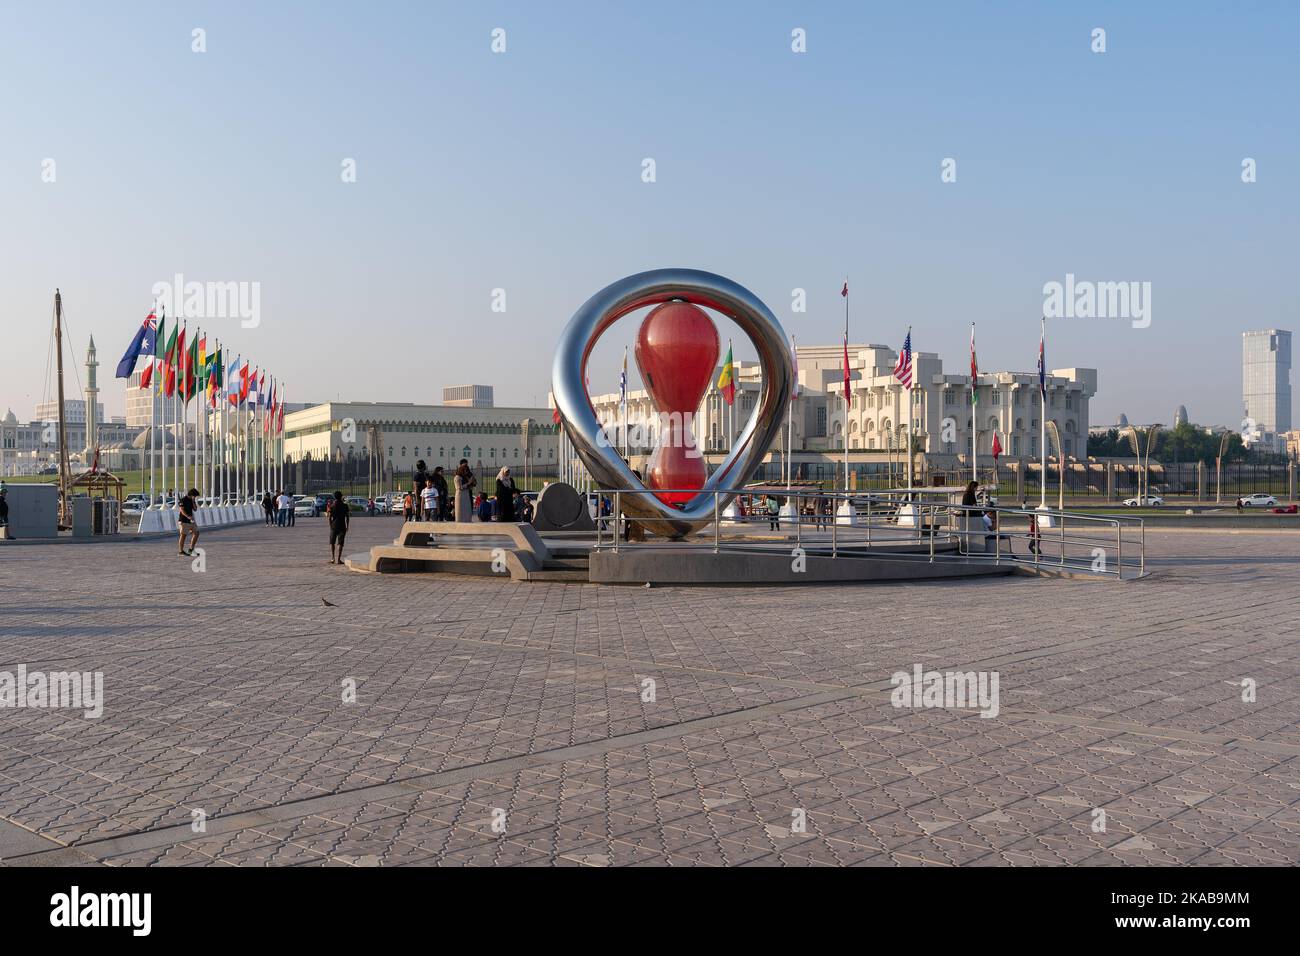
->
[85,335,100,463]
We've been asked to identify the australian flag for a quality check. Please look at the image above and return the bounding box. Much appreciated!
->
[116,311,157,379]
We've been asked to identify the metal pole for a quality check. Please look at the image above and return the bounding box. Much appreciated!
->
[713,491,720,554]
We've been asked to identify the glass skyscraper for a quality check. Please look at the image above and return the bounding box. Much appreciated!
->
[1242,329,1292,437]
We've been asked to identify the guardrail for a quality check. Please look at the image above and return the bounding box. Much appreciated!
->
[592,487,1145,580]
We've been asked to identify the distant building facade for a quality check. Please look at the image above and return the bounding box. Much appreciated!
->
[1242,329,1292,450]
[33,398,104,427]
[282,401,559,477]
[442,385,494,408]
[584,343,1097,475]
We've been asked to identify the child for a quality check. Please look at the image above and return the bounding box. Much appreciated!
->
[420,479,439,521]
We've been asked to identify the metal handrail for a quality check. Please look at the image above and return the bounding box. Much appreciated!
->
[585,486,1145,579]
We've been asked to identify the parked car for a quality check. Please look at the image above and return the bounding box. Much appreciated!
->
[345,496,369,513]
[1240,493,1278,508]
[373,495,392,514]
[1271,503,1298,514]
[313,494,331,513]
[123,494,147,516]
[294,497,319,518]
[1123,494,1164,507]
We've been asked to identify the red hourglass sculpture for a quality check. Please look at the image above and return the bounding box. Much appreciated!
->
[634,301,720,506]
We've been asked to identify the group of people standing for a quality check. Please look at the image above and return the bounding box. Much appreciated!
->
[262,490,296,527]
[401,459,532,524]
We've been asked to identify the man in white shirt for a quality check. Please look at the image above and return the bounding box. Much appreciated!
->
[276,491,293,527]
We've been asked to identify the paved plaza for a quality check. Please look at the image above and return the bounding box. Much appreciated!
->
[0,519,1297,867]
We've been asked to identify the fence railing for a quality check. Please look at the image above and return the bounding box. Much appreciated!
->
[592,487,1145,580]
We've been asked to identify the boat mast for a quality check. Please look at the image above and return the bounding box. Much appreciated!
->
[54,289,72,525]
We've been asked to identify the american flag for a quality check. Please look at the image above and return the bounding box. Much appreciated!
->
[892,329,913,389]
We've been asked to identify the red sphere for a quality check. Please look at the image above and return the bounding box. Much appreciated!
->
[635,302,719,507]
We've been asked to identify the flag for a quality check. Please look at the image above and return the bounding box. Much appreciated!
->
[208,347,223,406]
[183,332,198,402]
[717,342,735,406]
[1037,319,1047,401]
[227,356,241,406]
[238,361,251,404]
[163,324,180,397]
[247,366,259,406]
[197,335,208,392]
[841,281,848,298]
[618,348,628,412]
[892,328,913,389]
[257,371,266,406]
[992,431,1002,460]
[970,323,978,406]
[552,406,562,425]
[842,336,851,404]
[139,313,157,390]
[115,311,156,378]
[277,401,285,434]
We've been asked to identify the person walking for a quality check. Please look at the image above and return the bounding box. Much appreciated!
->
[328,491,350,565]
[453,459,476,522]
[287,493,297,527]
[494,467,516,522]
[0,487,9,530]
[412,460,430,520]
[420,478,439,522]
[402,491,414,522]
[177,488,200,556]
[766,494,780,531]
[432,466,450,520]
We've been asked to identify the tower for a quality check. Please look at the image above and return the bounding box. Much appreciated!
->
[85,334,99,463]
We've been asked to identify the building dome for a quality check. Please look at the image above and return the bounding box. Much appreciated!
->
[1174,405,1188,426]
[2,408,16,426]
[132,427,176,449]
[1115,413,1129,427]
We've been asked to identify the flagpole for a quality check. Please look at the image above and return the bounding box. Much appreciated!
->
[148,340,156,506]
[1040,318,1048,510]
[970,322,978,486]
[843,280,850,496]
[905,326,914,494]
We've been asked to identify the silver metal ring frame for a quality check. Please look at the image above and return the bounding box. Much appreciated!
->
[552,268,794,538]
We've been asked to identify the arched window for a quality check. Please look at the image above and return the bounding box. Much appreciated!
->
[439,447,445,458]
[401,446,406,458]
[462,446,471,459]
[548,448,554,459]
[388,446,393,457]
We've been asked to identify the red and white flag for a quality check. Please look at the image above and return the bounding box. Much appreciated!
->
[892,328,913,390]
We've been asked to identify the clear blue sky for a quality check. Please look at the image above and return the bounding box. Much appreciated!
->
[3,1,1296,428]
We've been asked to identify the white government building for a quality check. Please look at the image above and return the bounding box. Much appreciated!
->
[282,399,561,476]
[585,343,1096,483]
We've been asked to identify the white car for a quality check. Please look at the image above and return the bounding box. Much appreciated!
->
[1240,493,1278,508]
[1123,494,1164,507]
[373,496,392,514]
